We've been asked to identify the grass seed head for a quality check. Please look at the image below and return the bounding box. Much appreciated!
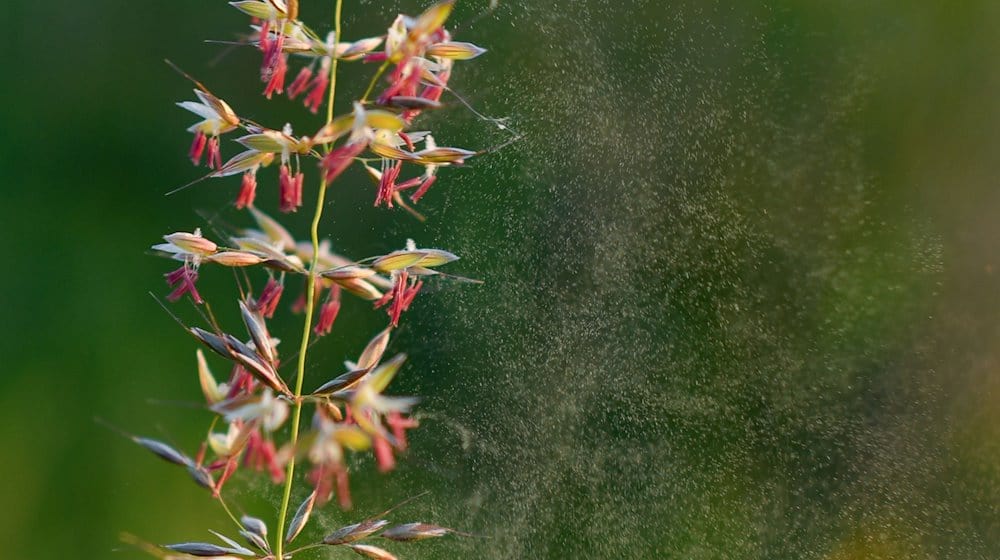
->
[347,544,398,560]
[379,522,452,542]
[323,519,390,545]
[134,437,191,467]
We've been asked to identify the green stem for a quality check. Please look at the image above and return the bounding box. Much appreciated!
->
[361,61,390,103]
[273,1,343,558]
[204,416,245,532]
[325,2,342,130]
[217,492,243,532]
[287,543,325,556]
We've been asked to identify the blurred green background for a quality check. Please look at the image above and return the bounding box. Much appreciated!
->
[2,0,1000,558]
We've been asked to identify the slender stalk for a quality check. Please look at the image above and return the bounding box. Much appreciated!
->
[361,61,390,103]
[273,2,343,558]
[204,416,245,532]
[287,543,325,556]
[325,2,342,132]
[217,492,243,531]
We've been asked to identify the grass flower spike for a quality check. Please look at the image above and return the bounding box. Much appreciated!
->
[119,1,514,559]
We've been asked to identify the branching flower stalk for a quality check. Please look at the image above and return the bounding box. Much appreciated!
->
[275,0,343,556]
[125,1,505,559]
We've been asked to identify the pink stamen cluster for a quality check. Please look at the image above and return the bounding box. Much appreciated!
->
[278,164,304,212]
[259,20,289,98]
[322,141,367,183]
[255,277,284,318]
[286,58,332,114]
[189,132,224,170]
[375,270,424,327]
[165,263,202,304]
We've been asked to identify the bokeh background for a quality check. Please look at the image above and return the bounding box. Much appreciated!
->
[2,0,1000,558]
